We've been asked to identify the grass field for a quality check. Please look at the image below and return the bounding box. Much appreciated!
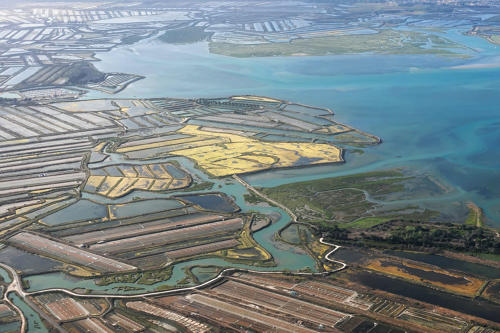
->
[465,201,484,227]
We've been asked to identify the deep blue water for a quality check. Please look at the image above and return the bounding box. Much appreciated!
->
[89,34,500,225]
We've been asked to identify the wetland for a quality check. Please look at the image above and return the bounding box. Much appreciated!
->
[0,1,499,331]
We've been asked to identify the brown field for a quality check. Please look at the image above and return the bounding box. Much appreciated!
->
[9,232,136,273]
[104,313,144,332]
[292,281,372,311]
[366,258,485,296]
[126,301,211,332]
[0,304,15,318]
[44,298,89,321]
[89,218,244,254]
[164,239,240,259]
[206,280,348,328]
[482,280,500,303]
[160,294,323,333]
[397,308,469,332]
[361,295,406,317]
[230,272,298,290]
[63,213,225,245]
[68,318,114,333]
[232,273,372,311]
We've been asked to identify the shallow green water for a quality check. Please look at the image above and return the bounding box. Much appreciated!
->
[0,266,12,283]
[9,293,48,333]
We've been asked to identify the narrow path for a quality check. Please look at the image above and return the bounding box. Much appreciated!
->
[319,238,347,272]
[233,174,347,273]
[232,174,298,222]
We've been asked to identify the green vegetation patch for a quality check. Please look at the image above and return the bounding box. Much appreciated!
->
[210,29,468,58]
[96,272,141,286]
[261,170,408,223]
[159,26,213,44]
[185,181,214,192]
[465,202,484,227]
[244,192,266,205]
[137,267,173,285]
[339,216,394,229]
[465,252,500,262]
[326,221,500,256]
[96,267,173,286]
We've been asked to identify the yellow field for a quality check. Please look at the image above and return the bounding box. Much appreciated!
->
[119,165,138,177]
[2,138,29,145]
[168,125,342,177]
[366,259,485,297]
[85,163,190,198]
[97,177,121,196]
[86,175,105,188]
[93,142,107,152]
[108,178,138,197]
[220,222,272,262]
[62,263,99,277]
[309,239,331,259]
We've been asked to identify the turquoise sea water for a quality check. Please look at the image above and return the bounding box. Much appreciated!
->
[88,34,500,225]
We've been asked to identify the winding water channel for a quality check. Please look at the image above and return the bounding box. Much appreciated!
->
[23,152,316,294]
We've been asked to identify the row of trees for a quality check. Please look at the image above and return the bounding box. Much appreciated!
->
[321,222,500,254]
[387,225,499,253]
